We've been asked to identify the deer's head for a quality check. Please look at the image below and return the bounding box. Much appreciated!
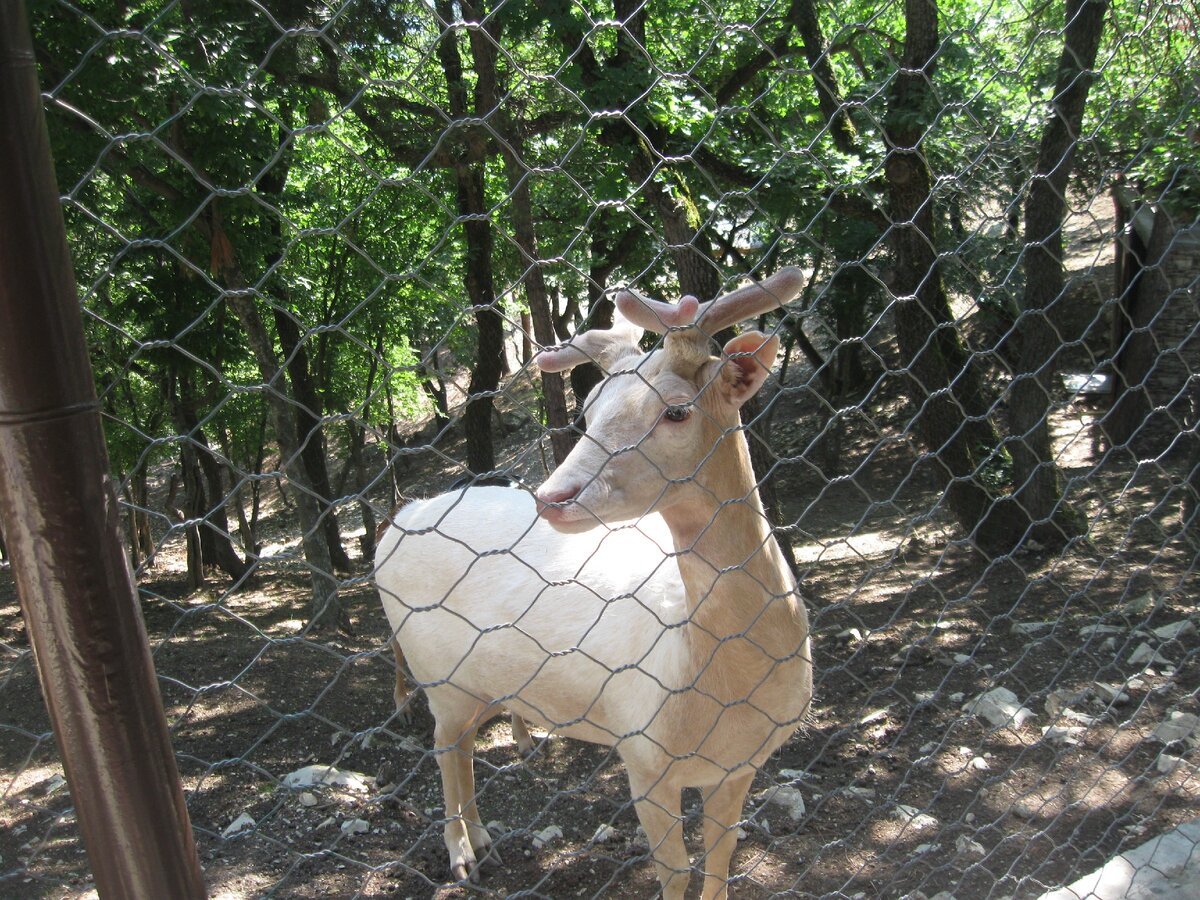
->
[533,267,805,533]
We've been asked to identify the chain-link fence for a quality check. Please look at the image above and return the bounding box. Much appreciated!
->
[2,0,1199,896]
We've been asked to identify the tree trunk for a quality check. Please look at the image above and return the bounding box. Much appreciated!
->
[272,308,353,571]
[169,369,251,584]
[458,4,571,465]
[885,0,1029,552]
[347,419,378,560]
[496,146,572,465]
[437,1,504,476]
[210,200,338,625]
[1007,0,1106,546]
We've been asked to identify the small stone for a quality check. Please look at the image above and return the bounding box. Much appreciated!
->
[1042,724,1086,746]
[1152,620,1196,642]
[533,825,563,849]
[222,813,256,839]
[1045,689,1088,718]
[1156,753,1183,774]
[340,818,369,836]
[1012,796,1040,819]
[970,756,989,771]
[1129,643,1171,667]
[964,687,1035,729]
[892,805,937,830]
[736,827,748,841]
[486,820,507,837]
[948,692,965,703]
[919,742,938,755]
[838,628,865,643]
[759,785,806,821]
[953,653,972,664]
[299,792,318,808]
[956,834,985,857]
[1079,624,1124,638]
[1121,592,1156,616]
[1011,621,1053,636]
[282,765,371,793]
[915,842,936,854]
[1152,711,1200,745]
[844,786,876,801]
[1093,683,1130,706]
[592,824,617,843]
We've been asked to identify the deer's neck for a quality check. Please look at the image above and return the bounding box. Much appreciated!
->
[659,436,799,641]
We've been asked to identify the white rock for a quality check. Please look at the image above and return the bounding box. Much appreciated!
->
[486,820,507,837]
[929,892,957,900]
[777,768,809,783]
[1152,620,1196,642]
[533,825,563,849]
[970,756,989,771]
[1041,724,1086,746]
[1093,683,1130,705]
[736,827,748,841]
[844,786,876,801]
[964,687,1035,729]
[953,653,972,664]
[1129,642,1172,667]
[915,842,936,854]
[397,736,424,754]
[1079,624,1124,638]
[282,765,372,793]
[1061,708,1101,726]
[956,834,985,857]
[222,813,256,839]
[919,741,938,755]
[838,628,865,643]
[1013,796,1040,819]
[893,804,937,830]
[299,792,319,808]
[592,824,617,844]
[1121,592,1156,616]
[340,818,369,835]
[1156,753,1183,774]
[859,709,888,726]
[1045,689,1087,718]
[1011,621,1054,636]
[949,692,965,703]
[1152,711,1200,745]
[44,774,68,796]
[759,785,806,821]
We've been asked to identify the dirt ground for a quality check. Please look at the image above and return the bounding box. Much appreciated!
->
[2,198,1199,899]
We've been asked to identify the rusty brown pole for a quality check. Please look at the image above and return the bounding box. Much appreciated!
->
[0,4,207,898]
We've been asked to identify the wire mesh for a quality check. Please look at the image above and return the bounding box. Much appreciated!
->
[2,0,1199,897]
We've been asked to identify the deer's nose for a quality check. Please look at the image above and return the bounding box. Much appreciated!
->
[535,484,580,521]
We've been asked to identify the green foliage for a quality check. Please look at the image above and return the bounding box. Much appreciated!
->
[32,0,1190,489]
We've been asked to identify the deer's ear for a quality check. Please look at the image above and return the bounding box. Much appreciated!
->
[718,331,779,407]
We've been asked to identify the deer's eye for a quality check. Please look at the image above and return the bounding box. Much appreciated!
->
[663,404,691,423]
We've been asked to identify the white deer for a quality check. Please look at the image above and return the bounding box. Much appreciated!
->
[375,267,813,899]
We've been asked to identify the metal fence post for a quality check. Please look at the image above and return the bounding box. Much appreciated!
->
[0,3,207,897]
